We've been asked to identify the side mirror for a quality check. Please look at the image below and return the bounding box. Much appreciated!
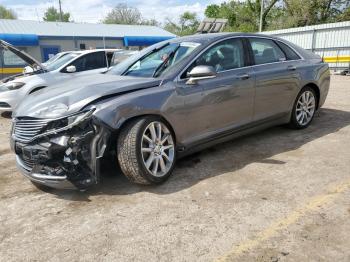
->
[186,65,217,85]
[65,65,76,73]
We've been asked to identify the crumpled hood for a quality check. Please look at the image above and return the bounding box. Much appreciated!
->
[14,73,161,118]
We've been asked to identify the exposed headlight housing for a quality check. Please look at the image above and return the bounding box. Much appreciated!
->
[0,82,25,91]
[32,103,69,118]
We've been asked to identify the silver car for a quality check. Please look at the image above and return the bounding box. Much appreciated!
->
[0,42,120,112]
[11,33,330,190]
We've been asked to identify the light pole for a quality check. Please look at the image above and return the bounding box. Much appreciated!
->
[259,0,264,32]
[58,0,63,22]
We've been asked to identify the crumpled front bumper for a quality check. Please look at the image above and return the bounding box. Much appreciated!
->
[16,155,77,189]
[11,116,111,190]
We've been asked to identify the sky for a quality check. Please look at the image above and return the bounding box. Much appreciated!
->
[0,0,226,24]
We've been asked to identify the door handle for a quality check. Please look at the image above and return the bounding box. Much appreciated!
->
[287,65,297,71]
[237,74,250,80]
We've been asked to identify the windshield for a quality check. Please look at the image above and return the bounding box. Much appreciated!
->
[45,52,69,64]
[116,42,200,78]
[45,53,80,71]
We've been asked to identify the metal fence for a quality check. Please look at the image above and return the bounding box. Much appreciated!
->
[264,21,350,71]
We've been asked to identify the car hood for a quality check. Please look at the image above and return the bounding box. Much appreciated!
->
[14,73,162,118]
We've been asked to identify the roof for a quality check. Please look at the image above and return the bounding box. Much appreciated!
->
[0,19,175,38]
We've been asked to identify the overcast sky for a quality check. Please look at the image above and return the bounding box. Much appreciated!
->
[1,0,226,24]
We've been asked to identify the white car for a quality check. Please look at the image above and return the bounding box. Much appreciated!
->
[0,41,120,112]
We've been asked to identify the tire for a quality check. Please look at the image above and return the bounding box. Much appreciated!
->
[289,86,318,129]
[117,117,176,185]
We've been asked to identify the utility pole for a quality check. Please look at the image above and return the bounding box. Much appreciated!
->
[259,0,264,32]
[58,0,63,22]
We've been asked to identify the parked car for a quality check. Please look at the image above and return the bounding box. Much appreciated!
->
[11,33,330,190]
[0,41,120,112]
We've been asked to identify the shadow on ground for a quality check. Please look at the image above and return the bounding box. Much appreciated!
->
[47,108,350,201]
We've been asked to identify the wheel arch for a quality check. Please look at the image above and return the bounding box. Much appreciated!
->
[303,83,320,109]
[116,113,177,145]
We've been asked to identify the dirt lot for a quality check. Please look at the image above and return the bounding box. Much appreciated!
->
[0,75,349,262]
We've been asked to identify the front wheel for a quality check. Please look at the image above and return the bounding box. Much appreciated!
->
[289,87,317,129]
[117,117,176,185]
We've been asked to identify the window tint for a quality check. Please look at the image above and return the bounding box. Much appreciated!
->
[276,41,301,60]
[182,38,245,78]
[249,38,286,65]
[70,51,107,72]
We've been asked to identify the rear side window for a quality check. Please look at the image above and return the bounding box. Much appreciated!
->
[276,41,301,60]
[70,51,107,72]
[249,38,286,65]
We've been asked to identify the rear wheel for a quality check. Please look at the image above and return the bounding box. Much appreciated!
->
[289,87,317,129]
[117,117,176,185]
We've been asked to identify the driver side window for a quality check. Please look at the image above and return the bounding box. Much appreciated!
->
[182,38,245,78]
[67,51,107,72]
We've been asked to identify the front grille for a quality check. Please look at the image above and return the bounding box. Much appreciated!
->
[13,118,50,143]
[20,155,35,170]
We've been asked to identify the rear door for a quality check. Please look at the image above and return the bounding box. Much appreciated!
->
[176,37,255,145]
[248,37,301,121]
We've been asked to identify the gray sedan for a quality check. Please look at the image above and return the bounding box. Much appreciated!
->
[11,33,330,190]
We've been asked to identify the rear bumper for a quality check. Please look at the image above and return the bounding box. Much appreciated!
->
[16,155,77,189]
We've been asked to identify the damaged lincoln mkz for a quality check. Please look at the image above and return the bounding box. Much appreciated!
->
[11,33,330,190]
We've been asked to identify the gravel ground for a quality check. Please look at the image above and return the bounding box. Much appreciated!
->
[0,75,349,262]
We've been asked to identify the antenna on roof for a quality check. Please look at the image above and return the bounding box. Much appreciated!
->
[197,18,228,34]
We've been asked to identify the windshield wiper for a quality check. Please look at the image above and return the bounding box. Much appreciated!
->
[152,44,180,78]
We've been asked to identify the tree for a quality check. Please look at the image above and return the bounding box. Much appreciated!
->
[0,5,17,19]
[103,3,142,24]
[141,19,160,26]
[43,6,70,22]
[205,0,280,32]
[164,12,200,36]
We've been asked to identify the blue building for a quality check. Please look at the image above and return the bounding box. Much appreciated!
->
[0,19,175,75]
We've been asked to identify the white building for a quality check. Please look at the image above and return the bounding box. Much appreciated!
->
[264,21,350,70]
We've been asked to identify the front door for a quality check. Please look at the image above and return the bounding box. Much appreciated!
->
[176,37,255,145]
[60,51,108,77]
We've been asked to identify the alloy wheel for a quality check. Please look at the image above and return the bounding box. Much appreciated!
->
[141,121,175,177]
[296,90,316,126]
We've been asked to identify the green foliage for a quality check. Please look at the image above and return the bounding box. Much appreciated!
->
[164,12,200,36]
[43,6,70,22]
[0,5,17,19]
[203,0,350,33]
